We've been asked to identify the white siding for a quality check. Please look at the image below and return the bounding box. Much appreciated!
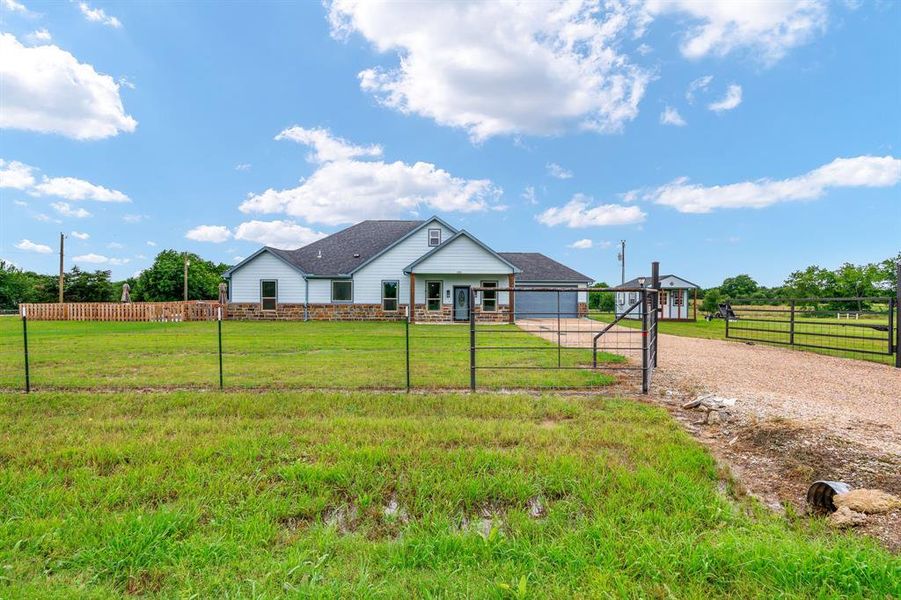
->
[229,252,305,303]
[352,220,454,304]
[307,278,332,303]
[410,234,514,275]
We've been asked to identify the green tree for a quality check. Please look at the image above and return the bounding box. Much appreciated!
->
[719,274,759,299]
[0,261,57,309]
[782,266,837,304]
[132,250,227,301]
[701,288,721,313]
[588,282,615,312]
[65,266,115,302]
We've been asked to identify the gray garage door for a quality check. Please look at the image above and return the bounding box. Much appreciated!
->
[514,287,578,319]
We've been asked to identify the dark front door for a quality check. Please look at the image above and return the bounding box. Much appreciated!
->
[453,286,470,321]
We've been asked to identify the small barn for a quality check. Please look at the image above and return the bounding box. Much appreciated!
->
[614,274,699,321]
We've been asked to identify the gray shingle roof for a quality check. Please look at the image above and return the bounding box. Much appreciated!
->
[269,220,425,276]
[614,274,699,289]
[498,252,592,283]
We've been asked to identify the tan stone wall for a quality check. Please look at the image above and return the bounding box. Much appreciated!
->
[227,302,512,323]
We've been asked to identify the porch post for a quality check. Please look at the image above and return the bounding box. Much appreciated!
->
[693,287,697,321]
[409,272,416,324]
[508,273,515,323]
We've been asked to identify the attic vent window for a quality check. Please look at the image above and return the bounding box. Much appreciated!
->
[428,228,441,246]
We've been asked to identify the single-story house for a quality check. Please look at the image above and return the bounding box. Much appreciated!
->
[224,216,592,322]
[614,274,699,321]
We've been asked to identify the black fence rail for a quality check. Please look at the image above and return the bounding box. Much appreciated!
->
[725,296,899,366]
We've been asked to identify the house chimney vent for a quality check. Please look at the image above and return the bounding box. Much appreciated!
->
[353,252,360,258]
[317,250,322,259]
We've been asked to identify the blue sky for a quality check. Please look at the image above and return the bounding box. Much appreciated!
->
[1,0,899,287]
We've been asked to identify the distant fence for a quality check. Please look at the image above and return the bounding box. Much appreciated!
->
[19,301,222,322]
[725,296,899,367]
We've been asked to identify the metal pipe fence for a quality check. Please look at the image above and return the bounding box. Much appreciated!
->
[724,294,898,366]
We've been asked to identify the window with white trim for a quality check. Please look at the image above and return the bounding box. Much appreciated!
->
[428,228,441,247]
[382,280,398,311]
[481,280,497,312]
[260,280,277,311]
[672,290,684,307]
[331,280,352,303]
[426,281,442,311]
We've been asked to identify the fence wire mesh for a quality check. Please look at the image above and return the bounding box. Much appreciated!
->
[0,288,662,393]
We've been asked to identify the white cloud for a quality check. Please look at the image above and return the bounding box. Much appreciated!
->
[546,162,573,180]
[0,33,136,140]
[686,75,713,103]
[72,253,129,265]
[660,106,686,126]
[0,159,36,189]
[275,126,382,163]
[16,239,52,253]
[25,29,52,44]
[568,238,594,249]
[234,220,327,250]
[644,0,828,64]
[71,231,90,240]
[51,201,91,218]
[707,84,742,112]
[522,186,537,205]
[1,0,28,13]
[106,241,123,249]
[235,163,251,171]
[77,2,122,28]
[1,158,129,203]
[122,214,145,223]
[647,155,901,213]
[537,194,646,228]
[329,0,650,141]
[146,241,157,247]
[34,213,59,223]
[14,200,28,207]
[232,256,245,263]
[32,176,129,202]
[241,157,502,226]
[185,225,233,243]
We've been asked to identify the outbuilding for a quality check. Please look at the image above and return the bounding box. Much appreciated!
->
[614,274,699,321]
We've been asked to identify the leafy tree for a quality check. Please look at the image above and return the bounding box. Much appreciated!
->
[719,274,759,299]
[65,266,115,302]
[782,266,837,306]
[0,261,57,309]
[132,250,227,301]
[588,282,615,311]
[700,288,721,313]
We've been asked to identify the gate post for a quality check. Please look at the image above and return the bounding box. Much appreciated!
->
[641,289,649,394]
[405,305,411,392]
[21,306,30,393]
[889,263,901,369]
[469,287,477,391]
[789,300,796,347]
[651,262,659,368]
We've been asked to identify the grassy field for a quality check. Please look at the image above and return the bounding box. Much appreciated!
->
[0,318,626,392]
[0,390,897,597]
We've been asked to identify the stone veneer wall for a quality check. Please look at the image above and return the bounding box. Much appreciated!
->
[227,303,513,322]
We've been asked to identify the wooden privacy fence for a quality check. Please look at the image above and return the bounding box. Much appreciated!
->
[19,301,222,322]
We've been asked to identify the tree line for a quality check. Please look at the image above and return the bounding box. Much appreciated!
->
[587,253,899,314]
[0,250,229,310]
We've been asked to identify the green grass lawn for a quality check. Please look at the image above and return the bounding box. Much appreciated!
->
[0,390,896,598]
[0,318,626,392]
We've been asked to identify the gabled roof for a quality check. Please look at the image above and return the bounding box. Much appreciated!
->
[226,217,457,278]
[498,252,592,283]
[615,274,699,289]
[403,230,522,274]
[223,246,307,277]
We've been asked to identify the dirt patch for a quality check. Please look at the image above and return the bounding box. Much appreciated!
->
[654,389,901,551]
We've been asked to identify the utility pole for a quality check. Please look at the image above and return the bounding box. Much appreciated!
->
[58,232,65,303]
[183,254,191,301]
[617,240,626,285]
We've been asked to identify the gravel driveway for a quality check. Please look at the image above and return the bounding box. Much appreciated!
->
[518,318,901,455]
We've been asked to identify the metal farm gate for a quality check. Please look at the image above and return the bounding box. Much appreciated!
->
[725,295,900,367]
[468,262,662,393]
